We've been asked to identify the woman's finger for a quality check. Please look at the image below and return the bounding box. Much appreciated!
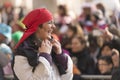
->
[41,41,45,46]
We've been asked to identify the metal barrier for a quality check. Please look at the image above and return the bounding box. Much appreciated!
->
[81,75,112,80]
[4,75,112,80]
[4,75,14,80]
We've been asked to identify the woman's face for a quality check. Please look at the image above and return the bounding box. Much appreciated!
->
[58,9,63,15]
[98,60,112,74]
[101,46,112,56]
[71,38,84,53]
[66,28,74,38]
[35,20,56,40]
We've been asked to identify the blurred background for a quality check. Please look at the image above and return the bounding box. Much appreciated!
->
[0,0,120,80]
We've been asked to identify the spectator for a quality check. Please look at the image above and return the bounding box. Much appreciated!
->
[54,5,73,38]
[97,56,113,75]
[55,5,73,28]
[0,23,12,59]
[2,2,14,25]
[61,24,84,51]
[98,42,119,69]
[18,7,24,20]
[98,56,113,75]
[88,33,100,63]
[78,2,92,29]
[102,27,120,52]
[99,42,113,57]
[0,52,9,80]
[70,36,95,75]
[96,3,106,17]
[0,23,13,78]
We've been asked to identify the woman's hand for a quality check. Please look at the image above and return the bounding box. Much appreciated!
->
[111,49,119,68]
[38,40,52,54]
[52,39,62,54]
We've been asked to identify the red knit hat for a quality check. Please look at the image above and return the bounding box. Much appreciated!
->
[15,8,53,48]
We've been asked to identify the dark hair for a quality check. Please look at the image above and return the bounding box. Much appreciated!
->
[98,42,113,57]
[102,42,113,50]
[88,33,98,47]
[58,5,68,16]
[67,24,84,37]
[14,33,39,69]
[68,24,77,35]
[12,34,38,80]
[96,3,105,16]
[98,56,113,65]
[73,36,86,45]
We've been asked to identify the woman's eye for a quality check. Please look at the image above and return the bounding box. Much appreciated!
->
[48,22,51,24]
[48,21,54,24]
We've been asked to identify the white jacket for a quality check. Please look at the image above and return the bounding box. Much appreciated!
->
[14,54,73,80]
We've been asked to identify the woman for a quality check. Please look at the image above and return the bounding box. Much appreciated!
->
[61,24,83,51]
[54,5,72,27]
[70,36,95,80]
[12,8,73,80]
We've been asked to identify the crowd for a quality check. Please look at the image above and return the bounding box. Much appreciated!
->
[0,1,120,80]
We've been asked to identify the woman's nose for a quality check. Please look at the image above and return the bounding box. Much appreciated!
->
[52,24,56,29]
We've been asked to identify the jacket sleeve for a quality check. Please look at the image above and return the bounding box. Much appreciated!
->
[60,54,73,80]
[14,54,52,80]
[112,36,120,52]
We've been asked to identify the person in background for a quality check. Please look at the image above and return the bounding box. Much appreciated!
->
[18,7,24,20]
[98,42,119,69]
[0,23,13,78]
[54,5,73,38]
[96,3,106,17]
[70,36,95,80]
[54,5,73,28]
[88,33,99,61]
[78,3,92,29]
[0,23,12,59]
[60,24,84,51]
[102,27,120,52]
[99,42,113,57]
[2,2,14,25]
[0,52,9,80]
[12,8,73,80]
[97,56,113,75]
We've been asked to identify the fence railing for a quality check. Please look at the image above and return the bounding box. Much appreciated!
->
[81,75,111,80]
[4,75,112,80]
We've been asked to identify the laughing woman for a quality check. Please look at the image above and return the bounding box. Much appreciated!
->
[12,8,73,80]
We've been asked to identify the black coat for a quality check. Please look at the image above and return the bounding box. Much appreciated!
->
[70,48,95,74]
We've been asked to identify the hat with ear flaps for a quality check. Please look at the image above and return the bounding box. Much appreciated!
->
[15,8,53,48]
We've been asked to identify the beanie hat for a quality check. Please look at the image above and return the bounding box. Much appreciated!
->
[0,23,12,42]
